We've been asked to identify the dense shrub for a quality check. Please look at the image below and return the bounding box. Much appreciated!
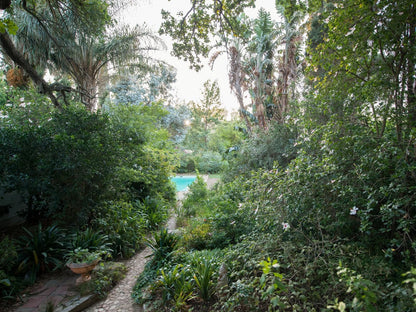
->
[93,200,146,258]
[0,92,176,227]
[180,174,208,218]
[177,152,196,173]
[0,98,121,224]
[0,236,19,299]
[196,151,226,173]
[225,122,298,182]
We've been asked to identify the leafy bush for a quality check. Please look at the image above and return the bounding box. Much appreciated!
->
[77,262,127,298]
[196,151,226,173]
[133,248,223,311]
[153,264,194,309]
[181,222,212,250]
[138,196,169,230]
[225,122,298,182]
[0,98,121,224]
[181,174,208,218]
[0,236,19,299]
[93,200,146,258]
[0,92,176,227]
[177,152,196,173]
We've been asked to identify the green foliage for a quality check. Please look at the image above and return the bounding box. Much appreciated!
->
[77,262,127,298]
[93,200,146,258]
[330,265,381,312]
[226,122,298,181]
[160,0,255,70]
[193,257,217,302]
[154,264,194,309]
[68,228,112,255]
[16,224,66,282]
[259,258,286,309]
[196,151,226,174]
[65,248,108,264]
[133,248,223,311]
[146,228,178,268]
[181,222,212,250]
[181,174,208,218]
[177,152,196,173]
[0,96,120,224]
[0,236,19,299]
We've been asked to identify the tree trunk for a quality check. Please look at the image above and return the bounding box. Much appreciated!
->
[79,75,98,112]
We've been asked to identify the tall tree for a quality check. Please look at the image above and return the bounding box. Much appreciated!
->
[274,3,305,123]
[185,80,225,150]
[0,0,111,107]
[1,0,164,111]
[308,0,416,143]
[244,9,278,129]
[159,0,255,71]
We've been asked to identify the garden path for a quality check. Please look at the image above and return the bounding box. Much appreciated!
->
[83,217,177,312]
[84,175,217,312]
[6,175,217,312]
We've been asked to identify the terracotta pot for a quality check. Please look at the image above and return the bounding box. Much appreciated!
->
[67,259,99,285]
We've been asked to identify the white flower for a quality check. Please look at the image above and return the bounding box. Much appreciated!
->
[350,206,358,215]
[282,222,290,230]
[28,118,33,123]
[238,203,243,208]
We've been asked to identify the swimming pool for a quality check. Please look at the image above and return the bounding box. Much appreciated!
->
[171,176,196,192]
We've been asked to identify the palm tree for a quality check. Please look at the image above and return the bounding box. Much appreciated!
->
[2,0,164,111]
[244,9,278,129]
[274,5,304,122]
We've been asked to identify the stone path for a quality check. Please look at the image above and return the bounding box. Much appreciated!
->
[84,217,177,312]
[10,273,78,312]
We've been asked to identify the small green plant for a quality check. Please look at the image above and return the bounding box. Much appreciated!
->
[154,264,193,308]
[77,262,127,298]
[259,257,286,309]
[403,267,416,305]
[68,228,112,252]
[0,236,19,299]
[65,248,109,264]
[193,258,217,302]
[328,264,380,312]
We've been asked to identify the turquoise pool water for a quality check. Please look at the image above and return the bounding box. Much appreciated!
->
[171,176,196,192]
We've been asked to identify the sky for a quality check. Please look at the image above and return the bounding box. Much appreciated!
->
[119,0,278,115]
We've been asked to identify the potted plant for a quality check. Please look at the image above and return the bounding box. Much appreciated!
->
[66,248,107,284]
